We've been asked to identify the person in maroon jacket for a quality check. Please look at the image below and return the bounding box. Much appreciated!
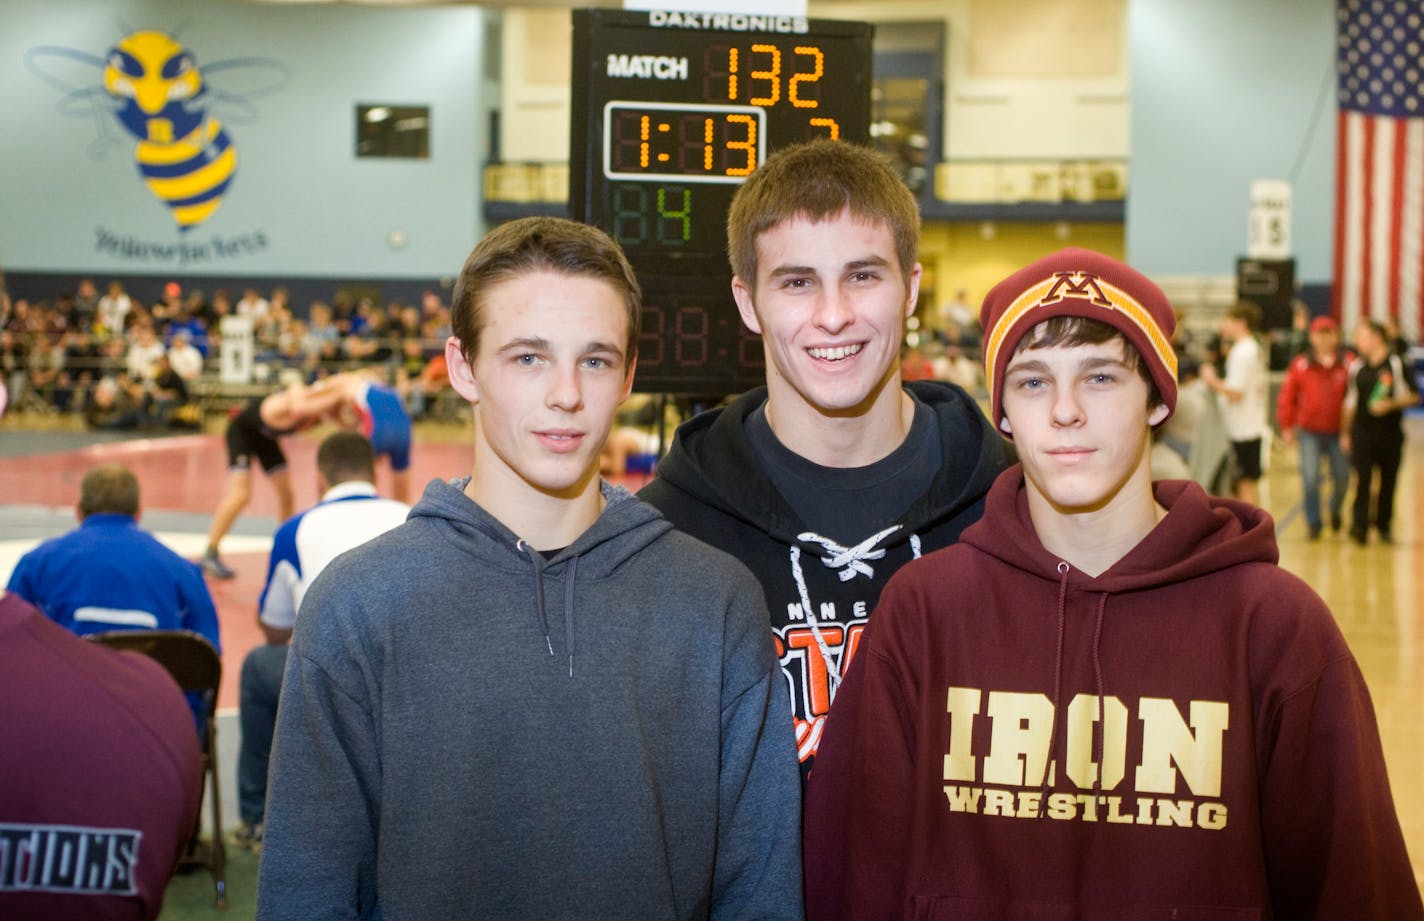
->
[1276,315,1351,540]
[0,591,203,921]
[804,248,1422,921]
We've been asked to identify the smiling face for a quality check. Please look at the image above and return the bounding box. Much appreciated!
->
[732,209,920,425]
[445,270,634,505]
[1000,336,1169,516]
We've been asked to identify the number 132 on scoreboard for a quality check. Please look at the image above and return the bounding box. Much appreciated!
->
[603,101,767,182]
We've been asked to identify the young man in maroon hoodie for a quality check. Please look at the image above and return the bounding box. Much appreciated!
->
[804,248,1422,920]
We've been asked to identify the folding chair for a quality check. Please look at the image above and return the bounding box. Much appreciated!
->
[88,629,228,908]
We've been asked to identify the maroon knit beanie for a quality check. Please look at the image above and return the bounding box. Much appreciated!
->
[979,247,1178,434]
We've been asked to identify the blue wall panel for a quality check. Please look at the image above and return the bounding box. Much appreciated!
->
[1128,0,1336,282]
[1,0,489,282]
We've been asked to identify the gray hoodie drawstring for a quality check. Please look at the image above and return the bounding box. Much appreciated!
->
[517,539,557,658]
[563,556,579,678]
[516,539,580,678]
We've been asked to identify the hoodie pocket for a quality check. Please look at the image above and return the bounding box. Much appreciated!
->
[912,897,1263,921]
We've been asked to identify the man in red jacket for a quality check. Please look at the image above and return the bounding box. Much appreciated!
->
[1275,315,1350,539]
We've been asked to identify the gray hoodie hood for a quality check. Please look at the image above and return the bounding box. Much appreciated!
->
[407,476,673,676]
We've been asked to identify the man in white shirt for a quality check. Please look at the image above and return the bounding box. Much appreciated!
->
[1201,300,1268,504]
[232,431,410,852]
[124,322,166,384]
[97,280,132,337]
[235,287,270,322]
[166,329,205,382]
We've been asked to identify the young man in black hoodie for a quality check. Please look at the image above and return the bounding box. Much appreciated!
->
[639,140,1011,778]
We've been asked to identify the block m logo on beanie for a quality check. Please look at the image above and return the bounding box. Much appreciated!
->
[1041,271,1114,311]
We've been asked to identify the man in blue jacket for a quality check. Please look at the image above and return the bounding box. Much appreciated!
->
[7,463,220,650]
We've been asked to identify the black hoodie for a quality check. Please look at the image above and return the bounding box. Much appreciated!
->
[639,380,1012,776]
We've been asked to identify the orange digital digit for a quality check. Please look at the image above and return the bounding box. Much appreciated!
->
[724,114,758,177]
[789,46,824,109]
[702,44,736,102]
[748,43,781,106]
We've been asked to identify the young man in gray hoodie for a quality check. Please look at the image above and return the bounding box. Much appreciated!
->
[257,217,803,921]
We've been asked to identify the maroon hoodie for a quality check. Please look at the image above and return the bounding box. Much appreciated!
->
[0,592,202,921]
[804,468,1422,920]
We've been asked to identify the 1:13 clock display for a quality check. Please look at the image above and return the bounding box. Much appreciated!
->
[604,102,766,182]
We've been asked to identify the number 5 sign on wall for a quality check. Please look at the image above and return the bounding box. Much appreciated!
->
[1247,179,1292,260]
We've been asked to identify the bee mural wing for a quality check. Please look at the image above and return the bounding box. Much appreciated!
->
[25,44,111,104]
[23,46,127,156]
[200,58,290,125]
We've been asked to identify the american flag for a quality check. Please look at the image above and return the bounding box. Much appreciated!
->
[1333,0,1424,343]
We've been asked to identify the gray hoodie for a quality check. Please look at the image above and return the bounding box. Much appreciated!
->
[257,478,804,921]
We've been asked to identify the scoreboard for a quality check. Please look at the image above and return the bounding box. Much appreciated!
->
[570,9,873,395]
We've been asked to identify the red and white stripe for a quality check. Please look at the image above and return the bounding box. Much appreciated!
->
[1333,108,1424,343]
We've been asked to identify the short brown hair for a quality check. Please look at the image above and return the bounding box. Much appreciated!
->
[316,431,376,485]
[1225,300,1262,332]
[449,217,641,365]
[726,139,919,288]
[78,464,139,518]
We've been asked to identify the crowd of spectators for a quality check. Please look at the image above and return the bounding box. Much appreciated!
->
[0,278,455,428]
